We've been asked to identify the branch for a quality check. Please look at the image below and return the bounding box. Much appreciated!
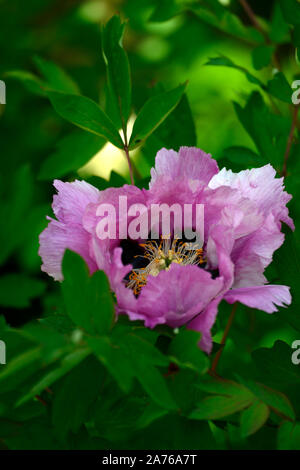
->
[282,106,299,177]
[238,1,281,72]
[210,303,238,374]
[238,0,267,39]
[35,395,47,407]
[124,145,135,185]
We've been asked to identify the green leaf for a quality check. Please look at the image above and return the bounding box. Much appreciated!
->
[278,421,300,450]
[0,323,71,395]
[62,250,114,335]
[41,311,75,335]
[38,130,105,180]
[16,348,91,407]
[273,227,300,332]
[196,377,245,395]
[267,72,292,103]
[206,56,263,86]
[21,323,69,363]
[0,274,46,308]
[135,401,168,429]
[122,333,169,367]
[0,347,41,386]
[240,400,270,437]
[237,377,295,421]
[135,176,151,190]
[4,417,61,450]
[92,386,148,443]
[270,3,290,43]
[293,25,300,61]
[150,0,182,22]
[0,330,47,395]
[190,378,254,420]
[252,341,300,387]
[233,91,290,166]
[193,5,264,43]
[87,171,127,190]
[143,93,196,166]
[190,393,254,420]
[220,146,264,170]
[0,165,33,265]
[33,56,80,94]
[279,0,300,26]
[120,331,176,410]
[135,414,217,450]
[52,356,104,439]
[168,328,209,373]
[5,70,46,96]
[102,15,131,129]
[89,331,175,410]
[252,45,274,70]
[6,57,80,97]
[87,336,135,393]
[132,356,177,410]
[0,316,7,332]
[129,83,186,149]
[48,91,124,148]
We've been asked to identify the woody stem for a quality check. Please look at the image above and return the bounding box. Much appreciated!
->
[210,303,238,374]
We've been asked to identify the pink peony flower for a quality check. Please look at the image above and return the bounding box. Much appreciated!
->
[39,147,294,353]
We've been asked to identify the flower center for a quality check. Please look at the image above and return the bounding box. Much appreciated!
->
[126,238,206,296]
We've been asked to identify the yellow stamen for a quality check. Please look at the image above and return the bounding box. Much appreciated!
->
[126,238,206,295]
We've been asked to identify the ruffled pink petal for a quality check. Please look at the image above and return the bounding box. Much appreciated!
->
[134,263,224,329]
[199,185,264,244]
[208,164,294,229]
[150,146,219,189]
[83,184,147,238]
[39,218,97,281]
[231,213,284,288]
[52,179,100,224]
[82,185,148,274]
[113,262,224,331]
[224,284,291,313]
[146,178,200,207]
[187,297,223,354]
[206,224,235,290]
[232,254,267,288]
[39,179,100,280]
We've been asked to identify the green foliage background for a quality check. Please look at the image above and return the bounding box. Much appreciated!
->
[0,0,300,450]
